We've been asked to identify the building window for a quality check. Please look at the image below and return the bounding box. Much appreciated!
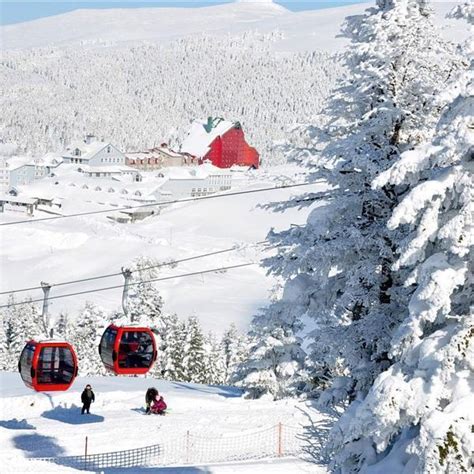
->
[107,146,111,153]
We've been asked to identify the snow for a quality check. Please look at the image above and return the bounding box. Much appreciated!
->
[0,165,325,335]
[1,2,466,52]
[0,371,328,472]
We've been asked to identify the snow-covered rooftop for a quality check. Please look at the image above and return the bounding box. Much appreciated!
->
[162,163,232,181]
[0,194,38,205]
[180,117,236,158]
[63,138,117,161]
[0,156,35,170]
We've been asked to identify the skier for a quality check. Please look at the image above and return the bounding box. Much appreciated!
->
[145,387,158,414]
[150,392,167,415]
[81,384,95,414]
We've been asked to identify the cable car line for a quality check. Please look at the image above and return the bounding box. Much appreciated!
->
[0,262,255,309]
[0,181,319,227]
[0,240,269,296]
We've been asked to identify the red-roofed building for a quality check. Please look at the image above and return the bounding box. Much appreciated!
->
[180,117,259,169]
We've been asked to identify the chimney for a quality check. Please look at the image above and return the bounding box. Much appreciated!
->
[84,134,96,145]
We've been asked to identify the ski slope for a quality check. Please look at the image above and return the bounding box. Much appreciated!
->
[0,166,325,334]
[0,371,329,473]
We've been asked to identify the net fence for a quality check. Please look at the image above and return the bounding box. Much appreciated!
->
[32,423,310,470]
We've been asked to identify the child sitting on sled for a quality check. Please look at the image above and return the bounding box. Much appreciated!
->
[150,392,167,415]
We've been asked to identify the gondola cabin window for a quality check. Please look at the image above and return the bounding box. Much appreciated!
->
[19,343,35,386]
[37,346,75,384]
[118,331,154,369]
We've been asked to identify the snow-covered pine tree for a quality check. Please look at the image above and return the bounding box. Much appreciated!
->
[264,0,463,404]
[233,277,307,399]
[124,257,167,376]
[330,6,473,471]
[0,309,9,370]
[127,257,164,330]
[221,323,249,383]
[203,333,226,385]
[1,295,47,370]
[54,312,69,339]
[233,323,306,399]
[183,316,207,384]
[162,314,187,382]
[69,301,107,376]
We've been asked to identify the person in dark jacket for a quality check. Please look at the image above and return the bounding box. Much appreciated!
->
[145,387,158,414]
[81,384,95,414]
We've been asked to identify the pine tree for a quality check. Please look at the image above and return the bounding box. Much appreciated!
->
[69,302,107,376]
[233,276,309,397]
[162,314,187,382]
[127,257,164,330]
[264,0,463,405]
[0,309,9,370]
[183,316,207,384]
[330,6,473,471]
[203,333,226,385]
[54,312,69,339]
[2,295,47,370]
[221,323,248,383]
[233,321,307,400]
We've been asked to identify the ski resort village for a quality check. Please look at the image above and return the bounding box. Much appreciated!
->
[0,1,472,473]
[0,118,255,221]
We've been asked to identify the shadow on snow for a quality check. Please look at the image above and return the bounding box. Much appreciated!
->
[170,382,242,398]
[41,404,105,425]
[13,432,65,457]
[0,418,36,430]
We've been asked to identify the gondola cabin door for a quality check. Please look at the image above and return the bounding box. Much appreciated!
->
[19,340,78,392]
[99,325,157,375]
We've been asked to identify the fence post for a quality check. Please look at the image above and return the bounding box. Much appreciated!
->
[186,430,190,464]
[277,422,283,457]
[84,436,88,470]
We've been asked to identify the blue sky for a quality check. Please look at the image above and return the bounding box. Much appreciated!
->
[0,1,366,26]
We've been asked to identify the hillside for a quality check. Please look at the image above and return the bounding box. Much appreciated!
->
[0,371,329,472]
[0,2,467,160]
[0,165,325,335]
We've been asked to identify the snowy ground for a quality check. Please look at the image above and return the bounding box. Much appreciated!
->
[0,371,329,473]
[1,1,467,53]
[0,165,324,334]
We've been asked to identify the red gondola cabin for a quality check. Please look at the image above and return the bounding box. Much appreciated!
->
[19,340,78,392]
[99,324,157,375]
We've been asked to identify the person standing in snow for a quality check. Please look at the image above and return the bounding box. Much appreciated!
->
[81,384,95,414]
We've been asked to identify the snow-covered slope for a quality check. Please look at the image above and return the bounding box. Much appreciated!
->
[1,2,466,52]
[0,2,467,159]
[0,166,325,335]
[0,371,328,472]
[0,1,344,52]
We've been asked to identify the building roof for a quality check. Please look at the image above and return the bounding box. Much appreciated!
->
[36,153,63,167]
[0,194,38,205]
[163,163,231,181]
[63,139,120,161]
[126,146,184,160]
[180,117,236,158]
[0,156,35,171]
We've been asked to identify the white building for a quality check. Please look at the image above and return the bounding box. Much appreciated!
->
[33,153,63,179]
[62,135,126,166]
[80,165,142,181]
[153,163,232,201]
[0,157,37,192]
